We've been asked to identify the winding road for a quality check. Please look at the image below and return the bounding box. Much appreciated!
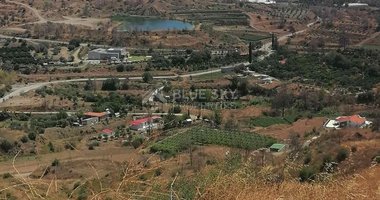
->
[0,63,248,103]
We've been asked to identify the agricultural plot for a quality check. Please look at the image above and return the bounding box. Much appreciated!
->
[173,10,249,26]
[250,115,299,127]
[0,46,37,65]
[226,30,270,42]
[150,127,276,156]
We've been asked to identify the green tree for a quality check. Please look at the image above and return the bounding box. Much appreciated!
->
[143,72,153,83]
[116,64,125,72]
[272,86,294,117]
[101,78,119,91]
[28,132,36,141]
[0,140,13,153]
[84,79,96,91]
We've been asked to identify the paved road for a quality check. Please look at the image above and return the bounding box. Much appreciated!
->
[0,62,248,103]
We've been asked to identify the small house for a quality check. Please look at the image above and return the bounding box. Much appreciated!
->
[99,128,114,139]
[335,115,368,128]
[269,143,286,152]
[84,112,108,121]
[81,117,99,126]
[325,115,371,129]
[130,116,161,131]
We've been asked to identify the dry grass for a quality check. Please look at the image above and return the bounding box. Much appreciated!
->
[198,165,380,200]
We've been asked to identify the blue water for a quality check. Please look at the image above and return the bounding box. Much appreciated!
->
[117,17,194,32]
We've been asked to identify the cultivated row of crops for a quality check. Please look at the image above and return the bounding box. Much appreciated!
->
[150,127,276,156]
[173,10,249,26]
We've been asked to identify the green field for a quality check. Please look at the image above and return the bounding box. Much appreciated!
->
[192,71,227,81]
[150,127,276,157]
[250,115,299,127]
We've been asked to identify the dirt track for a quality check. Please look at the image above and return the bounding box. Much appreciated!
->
[0,144,144,177]
[5,0,109,29]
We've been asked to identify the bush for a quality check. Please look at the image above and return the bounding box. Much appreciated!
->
[51,159,59,167]
[336,148,349,163]
[154,168,162,177]
[171,106,182,113]
[2,173,12,179]
[101,78,119,91]
[299,166,316,182]
[77,187,87,200]
[20,135,28,143]
[116,64,125,72]
[48,142,55,152]
[0,140,13,153]
[88,141,99,150]
[142,72,153,83]
[28,132,36,141]
[131,136,144,149]
[374,156,380,163]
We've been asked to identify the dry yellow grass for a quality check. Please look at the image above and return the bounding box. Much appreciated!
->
[198,166,380,200]
[0,70,16,86]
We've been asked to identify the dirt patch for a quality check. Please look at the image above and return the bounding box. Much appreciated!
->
[257,117,327,140]
[222,105,266,122]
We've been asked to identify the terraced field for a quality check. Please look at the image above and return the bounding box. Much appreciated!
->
[173,10,249,26]
[150,127,276,156]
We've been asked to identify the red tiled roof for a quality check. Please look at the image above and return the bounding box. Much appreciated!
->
[130,116,161,126]
[336,115,366,124]
[101,129,113,135]
[84,112,107,118]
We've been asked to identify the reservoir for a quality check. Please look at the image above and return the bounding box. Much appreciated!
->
[114,15,194,32]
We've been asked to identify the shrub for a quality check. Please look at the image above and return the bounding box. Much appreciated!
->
[2,173,12,179]
[171,105,182,113]
[299,166,316,182]
[28,132,36,141]
[77,187,87,200]
[154,168,162,177]
[139,174,148,181]
[373,156,380,163]
[101,78,119,91]
[20,135,28,143]
[304,153,312,164]
[48,142,55,152]
[131,136,144,149]
[116,64,125,72]
[336,148,349,163]
[88,141,99,150]
[0,140,13,153]
[51,159,59,167]
[142,72,153,83]
[73,182,81,190]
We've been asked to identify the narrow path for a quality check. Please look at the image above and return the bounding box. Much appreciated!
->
[356,32,380,46]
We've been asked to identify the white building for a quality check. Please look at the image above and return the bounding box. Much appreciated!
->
[344,3,369,7]
[88,47,127,60]
[247,0,276,4]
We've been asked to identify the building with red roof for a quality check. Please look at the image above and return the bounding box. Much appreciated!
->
[324,115,371,129]
[99,128,115,139]
[130,116,161,131]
